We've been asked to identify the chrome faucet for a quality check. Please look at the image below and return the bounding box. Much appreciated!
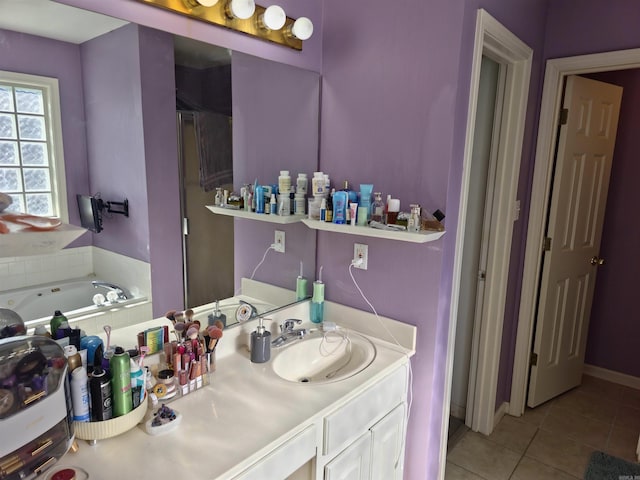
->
[91,281,130,300]
[271,319,308,347]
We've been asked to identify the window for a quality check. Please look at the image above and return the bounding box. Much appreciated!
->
[0,71,67,220]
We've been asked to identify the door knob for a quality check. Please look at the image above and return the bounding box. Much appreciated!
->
[590,256,605,266]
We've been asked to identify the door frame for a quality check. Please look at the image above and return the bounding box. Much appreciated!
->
[510,47,640,416]
[441,8,532,470]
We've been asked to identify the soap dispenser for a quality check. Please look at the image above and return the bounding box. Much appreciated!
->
[250,318,271,363]
[208,300,227,328]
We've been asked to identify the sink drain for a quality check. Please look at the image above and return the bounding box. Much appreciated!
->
[298,377,311,383]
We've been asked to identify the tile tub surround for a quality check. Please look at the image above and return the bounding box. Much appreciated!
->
[0,246,152,336]
[55,299,416,479]
[446,375,640,480]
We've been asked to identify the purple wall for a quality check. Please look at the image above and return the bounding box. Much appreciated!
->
[0,29,90,245]
[583,69,640,376]
[497,0,640,412]
[319,0,549,478]
[82,24,182,316]
[232,52,319,292]
[81,24,150,261]
[55,0,323,73]
[319,2,463,479]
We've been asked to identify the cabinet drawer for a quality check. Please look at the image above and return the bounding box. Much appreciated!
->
[323,364,407,456]
[232,425,317,480]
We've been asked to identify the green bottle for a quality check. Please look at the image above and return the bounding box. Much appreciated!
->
[110,347,133,417]
[50,310,67,339]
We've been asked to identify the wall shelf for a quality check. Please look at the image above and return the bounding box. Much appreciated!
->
[0,223,87,257]
[206,205,305,224]
[300,219,445,244]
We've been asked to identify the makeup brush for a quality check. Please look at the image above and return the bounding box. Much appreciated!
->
[206,326,223,351]
[165,310,177,322]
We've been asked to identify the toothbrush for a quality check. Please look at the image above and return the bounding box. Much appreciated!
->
[104,325,112,351]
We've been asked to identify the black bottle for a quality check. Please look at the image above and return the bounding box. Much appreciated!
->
[325,189,334,223]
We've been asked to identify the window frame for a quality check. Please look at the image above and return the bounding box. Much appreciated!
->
[0,70,68,222]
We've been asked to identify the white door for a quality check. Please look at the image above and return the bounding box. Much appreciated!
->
[528,75,622,407]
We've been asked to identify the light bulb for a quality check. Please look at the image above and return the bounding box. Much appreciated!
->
[262,5,286,31]
[291,17,313,40]
[227,0,255,19]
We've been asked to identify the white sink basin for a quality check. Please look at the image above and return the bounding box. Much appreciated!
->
[271,331,376,384]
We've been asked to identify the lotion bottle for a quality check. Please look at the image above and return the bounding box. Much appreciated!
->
[311,266,324,324]
[250,318,271,363]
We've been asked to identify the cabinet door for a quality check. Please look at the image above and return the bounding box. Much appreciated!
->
[370,403,406,480]
[324,432,371,480]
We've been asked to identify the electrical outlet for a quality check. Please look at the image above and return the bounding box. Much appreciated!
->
[353,243,368,270]
[274,230,285,253]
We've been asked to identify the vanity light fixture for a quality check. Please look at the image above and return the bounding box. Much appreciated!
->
[259,5,286,31]
[137,0,311,50]
[287,16,314,41]
[183,0,219,7]
[225,0,255,20]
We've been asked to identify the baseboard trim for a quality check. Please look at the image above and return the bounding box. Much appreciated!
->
[494,402,509,430]
[583,364,640,390]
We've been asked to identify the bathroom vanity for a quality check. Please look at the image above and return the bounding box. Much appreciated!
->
[53,298,415,480]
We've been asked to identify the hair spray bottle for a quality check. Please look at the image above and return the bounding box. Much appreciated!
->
[110,347,132,417]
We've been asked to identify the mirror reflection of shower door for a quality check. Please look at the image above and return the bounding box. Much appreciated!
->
[177,112,234,308]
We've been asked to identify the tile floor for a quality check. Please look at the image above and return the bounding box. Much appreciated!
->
[446,375,640,479]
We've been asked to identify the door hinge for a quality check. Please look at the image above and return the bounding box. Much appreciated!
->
[559,108,569,125]
[182,217,189,236]
[543,237,552,251]
[530,352,538,366]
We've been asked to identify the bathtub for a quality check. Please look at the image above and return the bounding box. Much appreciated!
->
[0,277,148,327]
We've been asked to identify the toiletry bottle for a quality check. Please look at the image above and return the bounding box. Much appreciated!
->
[294,193,306,215]
[320,197,326,221]
[296,173,308,195]
[250,318,271,363]
[71,366,90,422]
[311,267,324,324]
[50,310,67,339]
[325,189,334,222]
[332,191,348,224]
[269,193,277,215]
[110,347,133,417]
[312,171,324,196]
[89,363,113,421]
[214,187,223,206]
[278,170,291,194]
[296,261,308,300]
[255,185,265,213]
[371,192,385,223]
[209,299,227,327]
[129,358,144,408]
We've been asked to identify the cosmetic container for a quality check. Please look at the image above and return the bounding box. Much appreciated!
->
[278,194,291,216]
[255,185,265,213]
[320,198,327,221]
[332,191,348,224]
[387,198,400,224]
[269,193,277,214]
[371,192,385,223]
[359,184,373,212]
[408,204,421,232]
[349,203,358,227]
[89,364,113,421]
[294,193,306,215]
[325,189,334,222]
[71,367,90,422]
[110,347,133,417]
[250,318,271,363]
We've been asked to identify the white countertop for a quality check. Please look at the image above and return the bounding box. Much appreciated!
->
[55,300,415,479]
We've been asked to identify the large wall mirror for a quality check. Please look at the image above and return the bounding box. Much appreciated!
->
[0,0,319,327]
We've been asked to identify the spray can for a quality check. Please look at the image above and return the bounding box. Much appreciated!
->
[71,367,90,422]
[50,310,67,339]
[110,347,132,417]
[89,366,113,421]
